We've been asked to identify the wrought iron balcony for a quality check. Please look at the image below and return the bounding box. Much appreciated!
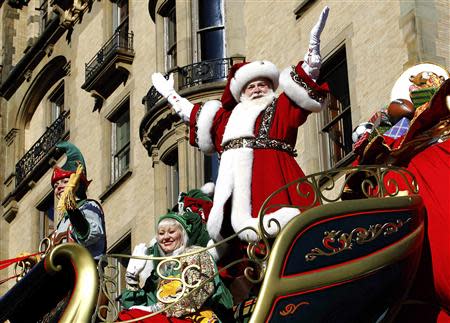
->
[15,111,69,187]
[143,57,244,111]
[82,24,134,109]
[178,57,233,90]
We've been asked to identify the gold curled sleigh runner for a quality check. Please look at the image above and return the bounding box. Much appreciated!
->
[95,165,421,323]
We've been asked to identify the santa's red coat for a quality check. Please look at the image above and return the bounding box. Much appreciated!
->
[188,63,327,241]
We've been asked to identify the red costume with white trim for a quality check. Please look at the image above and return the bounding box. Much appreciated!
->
[189,61,329,241]
[150,7,331,242]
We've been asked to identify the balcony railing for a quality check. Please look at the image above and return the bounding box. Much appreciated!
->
[144,57,243,110]
[178,57,232,90]
[84,25,134,84]
[15,111,68,187]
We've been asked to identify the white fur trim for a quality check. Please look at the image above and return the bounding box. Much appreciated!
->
[390,63,449,102]
[196,100,221,154]
[221,98,271,144]
[207,149,236,241]
[208,97,267,242]
[232,207,300,242]
[279,66,326,112]
[201,182,215,197]
[230,61,279,101]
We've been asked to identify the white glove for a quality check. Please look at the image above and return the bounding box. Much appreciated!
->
[125,243,148,287]
[302,6,330,81]
[151,73,194,122]
[152,73,175,98]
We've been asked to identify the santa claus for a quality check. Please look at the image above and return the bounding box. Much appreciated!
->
[152,7,330,243]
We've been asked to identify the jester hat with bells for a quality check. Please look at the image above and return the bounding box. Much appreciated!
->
[51,141,91,201]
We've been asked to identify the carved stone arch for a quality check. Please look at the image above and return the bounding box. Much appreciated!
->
[15,56,69,130]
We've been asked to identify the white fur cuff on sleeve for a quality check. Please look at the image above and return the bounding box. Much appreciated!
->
[279,67,326,112]
[196,100,221,154]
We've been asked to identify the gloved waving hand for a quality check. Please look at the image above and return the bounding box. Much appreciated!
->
[151,73,194,122]
[301,6,330,81]
[125,243,148,290]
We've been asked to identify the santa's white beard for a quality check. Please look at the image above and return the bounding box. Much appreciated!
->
[240,89,275,105]
[222,91,276,144]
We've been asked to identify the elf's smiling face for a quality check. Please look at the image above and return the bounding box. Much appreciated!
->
[157,222,184,254]
[54,177,70,199]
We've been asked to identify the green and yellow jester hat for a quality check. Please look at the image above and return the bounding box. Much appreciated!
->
[51,141,91,194]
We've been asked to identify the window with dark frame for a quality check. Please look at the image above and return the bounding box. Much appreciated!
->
[163,3,177,71]
[38,0,49,33]
[112,0,129,48]
[48,82,64,124]
[111,99,130,183]
[112,0,129,32]
[318,46,353,168]
[108,234,131,308]
[163,148,179,208]
[37,193,55,243]
[197,0,225,61]
[204,154,219,184]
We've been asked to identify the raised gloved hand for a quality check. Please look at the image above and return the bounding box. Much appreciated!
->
[302,6,330,81]
[152,73,175,98]
[151,73,194,122]
[125,243,148,288]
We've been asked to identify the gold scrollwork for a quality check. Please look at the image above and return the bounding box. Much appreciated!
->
[92,166,417,322]
[95,256,120,322]
[13,253,39,281]
[257,165,418,242]
[279,301,310,316]
[305,218,410,261]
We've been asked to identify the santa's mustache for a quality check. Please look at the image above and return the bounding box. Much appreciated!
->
[240,89,275,103]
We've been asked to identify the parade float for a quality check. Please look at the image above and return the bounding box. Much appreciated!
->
[0,64,448,323]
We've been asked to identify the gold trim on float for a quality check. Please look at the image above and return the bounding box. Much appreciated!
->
[305,218,411,261]
[95,166,422,322]
[249,195,424,323]
[44,243,99,323]
[279,301,310,316]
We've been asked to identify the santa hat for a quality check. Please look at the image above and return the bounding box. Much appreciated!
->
[51,141,91,191]
[221,60,279,110]
[390,63,449,102]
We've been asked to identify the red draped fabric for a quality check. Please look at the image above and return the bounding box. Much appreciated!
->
[383,140,450,321]
[118,309,192,323]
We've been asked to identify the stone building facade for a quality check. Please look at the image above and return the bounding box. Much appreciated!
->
[0,0,448,296]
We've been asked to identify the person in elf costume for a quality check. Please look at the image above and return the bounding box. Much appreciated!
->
[151,7,330,243]
[350,64,450,322]
[51,141,106,261]
[118,188,233,323]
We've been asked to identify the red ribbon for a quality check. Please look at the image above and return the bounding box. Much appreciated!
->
[0,252,42,271]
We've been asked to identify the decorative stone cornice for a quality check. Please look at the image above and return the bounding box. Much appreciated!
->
[51,0,93,30]
[2,199,18,223]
